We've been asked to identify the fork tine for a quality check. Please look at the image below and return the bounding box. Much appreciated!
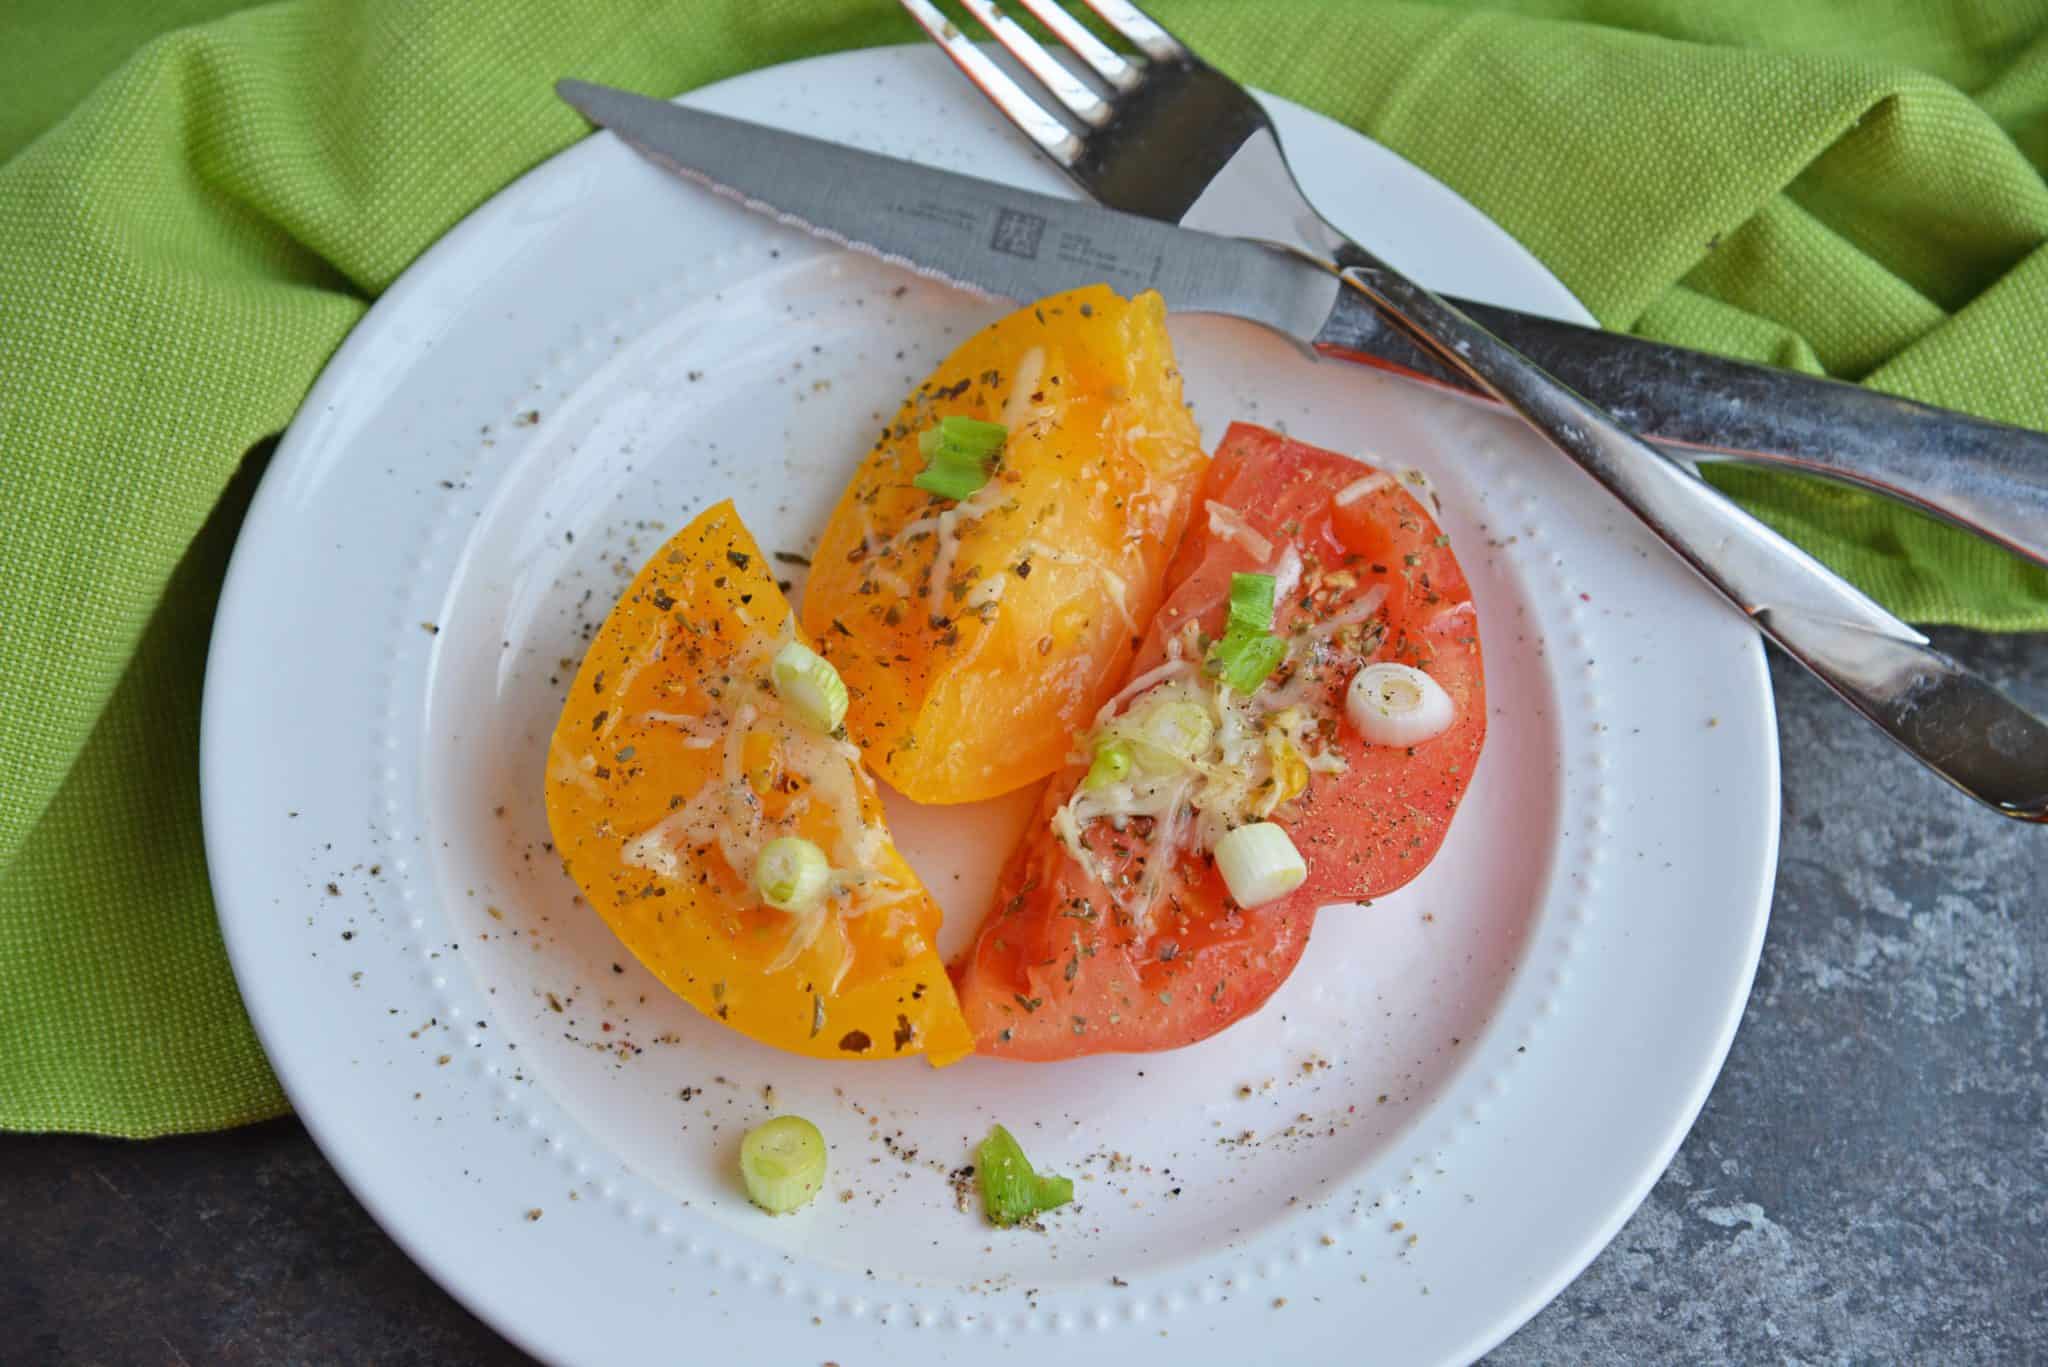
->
[1009,0,1143,92]
[899,0,1085,164]
[960,0,1114,126]
[1077,0,1188,63]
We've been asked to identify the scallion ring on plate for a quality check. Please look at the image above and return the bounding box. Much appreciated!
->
[740,1115,828,1214]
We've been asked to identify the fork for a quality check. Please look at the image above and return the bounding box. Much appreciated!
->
[901,0,2048,574]
[902,0,2048,821]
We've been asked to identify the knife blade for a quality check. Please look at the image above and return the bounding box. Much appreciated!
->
[556,79,2048,570]
[557,79,1339,341]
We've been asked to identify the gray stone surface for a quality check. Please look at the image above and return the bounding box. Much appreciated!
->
[1490,627,2048,1366]
[3,629,2043,1365]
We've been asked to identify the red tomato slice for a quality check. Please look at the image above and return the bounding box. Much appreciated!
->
[953,422,1486,1060]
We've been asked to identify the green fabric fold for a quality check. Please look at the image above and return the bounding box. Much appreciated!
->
[3,0,2043,1136]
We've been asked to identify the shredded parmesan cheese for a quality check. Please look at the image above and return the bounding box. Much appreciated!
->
[1400,467,1439,507]
[964,574,1008,611]
[856,514,882,564]
[548,748,606,797]
[1019,539,1137,633]
[1094,658,1195,726]
[1271,544,1303,604]
[639,709,724,747]
[764,908,827,975]
[1206,500,1273,562]
[1000,346,1047,433]
[1308,584,1390,636]
[1334,472,1393,506]
[867,564,914,599]
[887,477,1010,620]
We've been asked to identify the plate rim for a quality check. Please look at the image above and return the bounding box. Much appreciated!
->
[201,42,1778,1365]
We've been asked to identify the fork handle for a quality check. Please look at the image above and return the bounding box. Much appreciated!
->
[1327,256,2048,822]
[1314,284,2048,570]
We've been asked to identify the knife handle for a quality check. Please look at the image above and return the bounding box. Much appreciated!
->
[1326,257,2048,822]
[1314,287,2048,571]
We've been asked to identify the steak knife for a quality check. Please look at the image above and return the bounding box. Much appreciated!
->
[554,81,2048,572]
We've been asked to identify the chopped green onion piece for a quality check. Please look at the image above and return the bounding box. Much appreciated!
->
[740,1115,828,1214]
[913,416,1008,500]
[1225,572,1278,635]
[977,1124,1074,1227]
[1347,661,1456,747]
[771,640,848,732]
[1213,821,1307,908]
[931,415,1009,455]
[1083,738,1133,790]
[913,452,989,501]
[1208,631,1288,693]
[754,836,829,912]
[1203,572,1287,692]
[1137,698,1215,761]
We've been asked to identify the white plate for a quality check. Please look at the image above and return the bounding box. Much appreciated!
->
[202,45,1778,1366]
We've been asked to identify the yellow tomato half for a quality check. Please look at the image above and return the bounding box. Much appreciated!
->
[802,286,1206,804]
[544,501,972,1065]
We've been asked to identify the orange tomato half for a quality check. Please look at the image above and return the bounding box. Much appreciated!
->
[802,286,1207,804]
[545,500,972,1065]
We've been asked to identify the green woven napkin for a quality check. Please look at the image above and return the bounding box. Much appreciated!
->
[4,0,2044,1137]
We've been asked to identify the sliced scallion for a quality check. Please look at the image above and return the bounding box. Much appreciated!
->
[977,1124,1073,1227]
[1206,571,1287,693]
[740,1115,827,1214]
[771,640,848,733]
[1208,631,1287,693]
[913,416,1008,500]
[1212,821,1307,908]
[1137,698,1215,761]
[1346,661,1456,746]
[754,836,829,912]
[1083,737,1133,790]
[1224,571,1277,635]
[927,415,1008,457]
